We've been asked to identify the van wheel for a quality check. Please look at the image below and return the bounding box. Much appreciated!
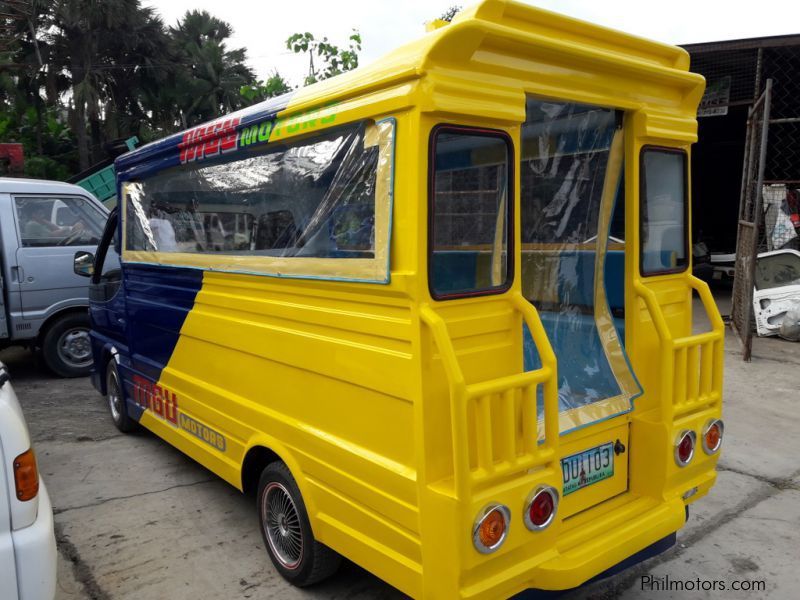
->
[106,360,138,433]
[41,313,93,377]
[257,462,341,586]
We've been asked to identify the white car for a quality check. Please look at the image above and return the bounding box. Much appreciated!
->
[0,362,56,600]
[753,249,800,337]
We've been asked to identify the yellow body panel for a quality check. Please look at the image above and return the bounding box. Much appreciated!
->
[123,1,724,597]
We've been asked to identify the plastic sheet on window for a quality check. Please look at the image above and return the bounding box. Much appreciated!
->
[122,119,395,283]
[520,99,642,435]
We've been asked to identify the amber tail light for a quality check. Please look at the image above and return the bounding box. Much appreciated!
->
[13,449,39,501]
[702,419,724,455]
[473,504,510,553]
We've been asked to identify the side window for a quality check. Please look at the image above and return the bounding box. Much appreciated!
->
[102,231,121,278]
[14,196,105,248]
[122,118,396,283]
[125,121,385,259]
[429,126,512,299]
[755,251,800,290]
[640,148,688,275]
[255,211,298,250]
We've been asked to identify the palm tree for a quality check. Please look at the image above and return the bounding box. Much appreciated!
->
[100,5,173,140]
[50,0,121,168]
[170,10,255,127]
[50,0,172,169]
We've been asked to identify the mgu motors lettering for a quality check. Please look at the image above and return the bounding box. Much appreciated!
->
[131,374,179,425]
[178,117,241,164]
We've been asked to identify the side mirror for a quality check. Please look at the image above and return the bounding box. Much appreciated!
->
[74,251,95,277]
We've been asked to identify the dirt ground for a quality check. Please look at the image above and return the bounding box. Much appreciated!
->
[4,288,799,600]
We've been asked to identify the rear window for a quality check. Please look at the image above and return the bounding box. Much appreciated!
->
[428,126,512,299]
[640,148,688,275]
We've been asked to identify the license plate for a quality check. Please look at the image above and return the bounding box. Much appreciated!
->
[561,442,614,496]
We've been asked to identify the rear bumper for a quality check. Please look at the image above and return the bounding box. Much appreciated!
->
[462,496,687,599]
[530,498,684,590]
[12,480,57,600]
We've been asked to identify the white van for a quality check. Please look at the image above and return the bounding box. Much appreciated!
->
[0,362,56,600]
[0,178,109,376]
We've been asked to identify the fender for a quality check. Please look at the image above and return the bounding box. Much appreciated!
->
[242,434,320,525]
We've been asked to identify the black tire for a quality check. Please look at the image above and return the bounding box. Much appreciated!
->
[106,360,138,433]
[257,462,341,587]
[41,312,93,377]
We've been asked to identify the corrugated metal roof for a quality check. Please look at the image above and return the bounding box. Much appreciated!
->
[683,33,800,53]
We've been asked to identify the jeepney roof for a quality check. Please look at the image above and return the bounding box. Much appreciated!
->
[117,0,704,181]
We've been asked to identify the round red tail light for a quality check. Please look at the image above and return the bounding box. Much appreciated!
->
[473,504,510,553]
[702,419,724,454]
[674,430,696,467]
[524,485,559,531]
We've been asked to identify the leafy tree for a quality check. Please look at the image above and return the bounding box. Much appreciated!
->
[1,0,356,180]
[0,105,78,180]
[1,0,56,157]
[99,5,173,141]
[240,71,292,104]
[286,30,362,86]
[170,10,256,127]
[440,6,462,22]
[50,0,144,169]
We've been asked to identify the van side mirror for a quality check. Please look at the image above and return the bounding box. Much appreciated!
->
[74,251,95,277]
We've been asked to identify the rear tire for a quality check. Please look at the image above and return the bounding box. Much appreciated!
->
[257,462,341,587]
[106,360,138,433]
[41,312,93,377]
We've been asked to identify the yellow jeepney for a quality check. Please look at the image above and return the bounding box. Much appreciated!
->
[84,1,725,597]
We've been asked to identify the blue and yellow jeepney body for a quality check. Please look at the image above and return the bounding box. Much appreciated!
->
[88,1,725,597]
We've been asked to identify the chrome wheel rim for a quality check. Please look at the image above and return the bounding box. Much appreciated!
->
[57,328,92,368]
[262,482,303,570]
[107,367,122,423]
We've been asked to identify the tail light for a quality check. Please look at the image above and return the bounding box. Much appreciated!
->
[524,485,559,531]
[674,430,696,467]
[13,449,39,501]
[702,419,724,455]
[472,504,510,553]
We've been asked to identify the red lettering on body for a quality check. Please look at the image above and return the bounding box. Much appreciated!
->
[178,117,241,164]
[165,392,179,424]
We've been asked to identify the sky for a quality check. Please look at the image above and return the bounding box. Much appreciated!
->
[146,0,800,86]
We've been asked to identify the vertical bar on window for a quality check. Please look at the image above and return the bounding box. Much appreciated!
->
[687,345,699,403]
[673,347,687,407]
[476,394,493,472]
[700,340,713,398]
[500,388,516,462]
[521,383,537,455]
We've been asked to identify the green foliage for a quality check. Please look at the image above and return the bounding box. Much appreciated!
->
[2,0,362,179]
[240,72,293,104]
[170,10,256,126]
[287,30,362,86]
[0,104,78,179]
[440,6,462,22]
